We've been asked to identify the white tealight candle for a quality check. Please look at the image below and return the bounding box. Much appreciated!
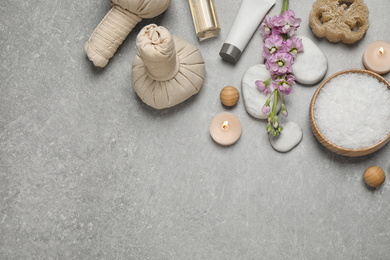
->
[363,41,390,74]
[209,112,242,146]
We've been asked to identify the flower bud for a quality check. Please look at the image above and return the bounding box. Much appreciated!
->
[281,104,288,117]
[282,108,288,117]
[255,80,266,92]
[262,105,271,114]
[266,123,272,133]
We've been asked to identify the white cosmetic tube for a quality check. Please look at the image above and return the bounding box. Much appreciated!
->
[219,0,275,64]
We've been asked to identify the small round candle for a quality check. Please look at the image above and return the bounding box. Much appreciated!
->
[363,41,390,74]
[209,112,242,146]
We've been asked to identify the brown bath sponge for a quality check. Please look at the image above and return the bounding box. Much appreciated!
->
[309,0,369,44]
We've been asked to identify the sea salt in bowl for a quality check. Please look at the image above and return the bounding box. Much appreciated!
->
[309,69,390,157]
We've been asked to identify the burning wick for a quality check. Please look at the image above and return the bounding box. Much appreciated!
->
[210,112,242,145]
[222,121,229,130]
[362,41,390,75]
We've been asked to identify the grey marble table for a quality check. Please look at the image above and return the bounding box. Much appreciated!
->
[1,0,390,259]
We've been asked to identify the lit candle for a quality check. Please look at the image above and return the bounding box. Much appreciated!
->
[362,41,390,74]
[209,112,242,146]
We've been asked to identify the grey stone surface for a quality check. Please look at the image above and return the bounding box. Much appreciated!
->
[1,0,390,259]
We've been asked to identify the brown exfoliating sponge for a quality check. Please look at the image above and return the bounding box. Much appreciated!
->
[84,0,171,68]
[132,24,205,109]
[309,0,369,44]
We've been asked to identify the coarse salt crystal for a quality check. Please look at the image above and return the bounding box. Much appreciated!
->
[314,73,390,149]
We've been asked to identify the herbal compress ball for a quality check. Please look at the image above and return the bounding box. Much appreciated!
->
[132,24,205,109]
[84,0,171,67]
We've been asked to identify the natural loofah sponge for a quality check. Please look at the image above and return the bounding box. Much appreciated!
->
[84,0,171,68]
[309,0,369,44]
[132,24,205,109]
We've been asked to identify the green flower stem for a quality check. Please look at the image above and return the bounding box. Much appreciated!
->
[272,90,279,119]
[266,90,283,136]
[278,92,284,105]
[264,77,272,86]
[281,0,289,14]
[264,89,276,107]
[281,0,289,40]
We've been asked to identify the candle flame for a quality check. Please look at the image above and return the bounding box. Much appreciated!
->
[222,121,229,130]
[379,47,385,55]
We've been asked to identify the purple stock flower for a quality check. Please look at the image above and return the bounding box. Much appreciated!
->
[283,37,303,57]
[273,74,295,95]
[271,82,279,91]
[255,79,273,95]
[275,10,301,37]
[286,74,296,85]
[256,7,303,136]
[265,52,294,75]
[274,74,296,85]
[264,86,273,95]
[260,15,278,40]
[278,82,293,95]
[262,35,283,60]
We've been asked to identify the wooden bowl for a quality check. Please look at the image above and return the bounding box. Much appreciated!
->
[309,69,390,157]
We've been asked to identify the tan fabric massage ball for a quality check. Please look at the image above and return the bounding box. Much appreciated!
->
[132,24,205,109]
[85,0,171,67]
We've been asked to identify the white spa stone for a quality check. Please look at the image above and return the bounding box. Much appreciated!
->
[242,64,281,119]
[293,35,328,85]
[270,121,303,152]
